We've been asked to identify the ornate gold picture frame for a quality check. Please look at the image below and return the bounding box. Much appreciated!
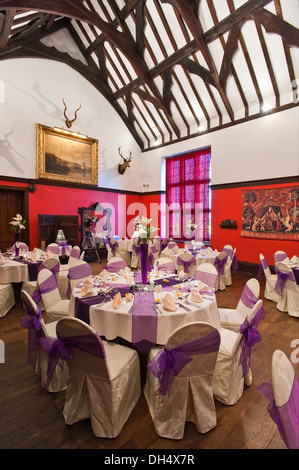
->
[36,124,98,185]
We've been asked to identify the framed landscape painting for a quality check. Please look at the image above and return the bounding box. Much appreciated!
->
[36,124,98,185]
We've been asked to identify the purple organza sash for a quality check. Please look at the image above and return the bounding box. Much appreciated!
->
[132,244,140,255]
[40,261,60,278]
[194,271,217,289]
[105,260,127,272]
[20,300,43,369]
[150,245,158,254]
[32,273,58,304]
[258,257,269,280]
[177,256,196,273]
[11,242,28,252]
[67,263,92,298]
[258,376,299,449]
[70,247,81,259]
[47,245,60,255]
[223,247,233,258]
[231,255,239,272]
[239,306,265,377]
[274,267,295,296]
[109,240,118,256]
[39,333,106,390]
[214,255,228,275]
[57,242,69,256]
[274,253,287,263]
[132,291,157,354]
[148,329,220,395]
[240,283,258,309]
[157,262,175,274]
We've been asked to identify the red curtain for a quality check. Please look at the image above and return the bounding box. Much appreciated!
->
[166,147,211,242]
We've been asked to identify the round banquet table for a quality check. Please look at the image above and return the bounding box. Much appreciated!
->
[69,272,221,350]
[162,247,217,270]
[0,259,41,283]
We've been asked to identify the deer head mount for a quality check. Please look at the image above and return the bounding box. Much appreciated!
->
[63,98,81,128]
[118,147,133,174]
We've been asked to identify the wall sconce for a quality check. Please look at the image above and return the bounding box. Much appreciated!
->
[28,181,36,193]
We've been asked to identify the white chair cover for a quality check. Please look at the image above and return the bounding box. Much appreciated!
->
[11,242,29,252]
[274,250,288,264]
[144,321,220,439]
[56,317,141,438]
[258,350,299,449]
[214,251,229,291]
[218,278,260,332]
[275,262,299,317]
[195,263,218,291]
[222,246,236,286]
[37,268,70,323]
[60,246,82,271]
[106,256,127,272]
[213,299,264,405]
[131,241,141,268]
[0,283,15,317]
[259,253,279,302]
[154,257,176,274]
[67,260,93,298]
[105,238,131,266]
[46,243,60,258]
[176,252,196,277]
[20,290,68,393]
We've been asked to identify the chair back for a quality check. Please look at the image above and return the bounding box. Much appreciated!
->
[222,244,233,258]
[236,278,260,317]
[106,256,127,272]
[21,290,47,334]
[11,242,29,252]
[167,241,178,250]
[275,262,297,294]
[274,250,288,264]
[40,258,61,280]
[195,263,218,290]
[46,243,60,255]
[67,260,93,297]
[37,268,62,309]
[259,254,272,278]
[56,317,108,378]
[177,252,196,277]
[154,257,176,274]
[214,251,228,275]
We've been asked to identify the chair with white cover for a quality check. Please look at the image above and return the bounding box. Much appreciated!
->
[149,243,159,263]
[274,262,299,318]
[258,350,299,449]
[0,283,15,317]
[154,257,176,274]
[144,321,220,439]
[105,256,127,273]
[195,263,218,291]
[11,242,29,253]
[213,299,264,405]
[60,246,81,271]
[20,290,68,392]
[46,243,60,258]
[131,241,141,268]
[105,238,131,266]
[258,254,279,302]
[67,260,93,298]
[36,268,70,323]
[218,278,260,332]
[21,258,62,304]
[274,250,288,264]
[214,251,229,291]
[54,317,141,438]
[177,252,196,277]
[222,245,238,286]
[167,241,178,250]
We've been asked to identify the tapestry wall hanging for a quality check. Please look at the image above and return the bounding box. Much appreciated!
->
[241,186,299,240]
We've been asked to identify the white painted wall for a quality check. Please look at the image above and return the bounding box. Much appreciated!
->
[0,57,298,193]
[0,57,143,192]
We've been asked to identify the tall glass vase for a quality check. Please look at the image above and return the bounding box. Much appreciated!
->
[14,231,20,257]
[140,243,149,285]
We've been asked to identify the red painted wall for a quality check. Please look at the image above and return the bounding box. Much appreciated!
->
[211,182,299,265]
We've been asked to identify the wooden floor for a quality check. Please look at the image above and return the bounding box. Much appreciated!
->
[0,262,298,452]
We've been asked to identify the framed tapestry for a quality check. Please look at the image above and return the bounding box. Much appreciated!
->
[241,186,299,240]
[36,124,98,185]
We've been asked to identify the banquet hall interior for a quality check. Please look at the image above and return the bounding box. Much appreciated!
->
[0,0,298,451]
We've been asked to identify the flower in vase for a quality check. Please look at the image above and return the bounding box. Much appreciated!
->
[137,216,158,245]
[9,214,26,232]
[186,217,197,232]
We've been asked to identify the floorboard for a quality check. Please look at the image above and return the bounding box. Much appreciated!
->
[0,262,298,452]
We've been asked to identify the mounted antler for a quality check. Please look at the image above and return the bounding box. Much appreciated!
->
[63,98,81,128]
[118,146,133,174]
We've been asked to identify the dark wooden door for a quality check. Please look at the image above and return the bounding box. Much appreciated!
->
[0,189,27,252]
[38,214,79,248]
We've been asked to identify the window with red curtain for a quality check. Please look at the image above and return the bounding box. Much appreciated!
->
[166,147,211,242]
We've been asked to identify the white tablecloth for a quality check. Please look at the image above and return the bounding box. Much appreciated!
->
[162,248,217,270]
[0,260,31,283]
[70,273,220,346]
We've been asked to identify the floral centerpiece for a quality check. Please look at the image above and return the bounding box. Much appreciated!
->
[134,217,158,285]
[186,217,197,232]
[9,213,26,232]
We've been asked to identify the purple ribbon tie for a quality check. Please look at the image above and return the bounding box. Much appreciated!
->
[177,256,196,273]
[240,283,258,309]
[148,329,220,395]
[20,300,43,369]
[239,306,264,377]
[214,255,228,275]
[32,272,58,304]
[67,264,92,298]
[274,267,295,297]
[40,333,106,390]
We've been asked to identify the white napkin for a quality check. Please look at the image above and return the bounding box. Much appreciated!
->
[83,277,93,287]
[290,255,298,264]
[161,293,177,311]
[80,285,94,297]
[30,253,37,263]
[99,270,109,279]
[178,270,187,280]
[163,247,171,254]
[197,280,210,292]
[112,292,122,309]
[46,250,54,259]
[190,289,204,303]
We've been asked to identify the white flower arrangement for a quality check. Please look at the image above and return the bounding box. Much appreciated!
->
[186,218,197,231]
[9,213,26,232]
[134,216,158,244]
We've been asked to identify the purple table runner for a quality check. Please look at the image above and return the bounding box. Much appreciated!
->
[132,291,157,354]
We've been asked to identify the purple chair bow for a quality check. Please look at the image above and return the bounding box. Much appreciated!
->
[214,255,228,275]
[32,272,58,304]
[258,257,269,280]
[20,298,43,369]
[240,283,258,309]
[177,256,196,273]
[147,329,220,395]
[108,240,118,256]
[239,305,264,377]
[132,243,140,255]
[157,262,175,274]
[67,263,92,298]
[258,376,299,449]
[40,333,106,390]
[274,267,295,297]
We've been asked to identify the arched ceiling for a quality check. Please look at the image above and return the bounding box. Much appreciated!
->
[0,0,298,151]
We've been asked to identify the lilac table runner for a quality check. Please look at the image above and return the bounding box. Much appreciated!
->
[11,259,42,281]
[132,291,157,354]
